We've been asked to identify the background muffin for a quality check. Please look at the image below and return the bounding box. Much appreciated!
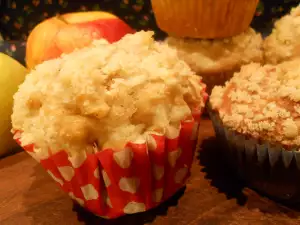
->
[209,59,300,203]
[12,31,207,218]
[264,6,300,64]
[165,28,263,94]
[151,0,259,38]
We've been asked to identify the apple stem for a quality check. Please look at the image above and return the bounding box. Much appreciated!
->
[56,15,69,24]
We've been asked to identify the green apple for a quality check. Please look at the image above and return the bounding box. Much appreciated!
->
[0,53,28,157]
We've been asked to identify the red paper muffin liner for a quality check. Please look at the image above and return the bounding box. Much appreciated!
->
[13,87,207,219]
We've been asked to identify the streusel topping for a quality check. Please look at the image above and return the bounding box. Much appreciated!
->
[210,59,300,147]
[165,28,263,74]
[264,6,300,64]
[12,31,206,154]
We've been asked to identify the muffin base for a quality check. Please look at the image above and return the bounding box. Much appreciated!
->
[151,0,259,38]
[13,109,204,219]
[208,106,300,204]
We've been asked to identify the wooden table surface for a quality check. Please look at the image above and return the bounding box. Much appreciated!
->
[1,118,300,225]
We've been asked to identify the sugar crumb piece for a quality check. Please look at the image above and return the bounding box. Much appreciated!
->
[283,119,299,139]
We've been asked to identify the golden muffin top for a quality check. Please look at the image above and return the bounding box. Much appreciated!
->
[165,28,263,74]
[264,6,300,64]
[12,31,206,154]
[210,59,300,147]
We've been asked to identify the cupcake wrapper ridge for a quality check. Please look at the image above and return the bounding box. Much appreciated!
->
[208,106,300,203]
[14,107,205,219]
[151,0,259,38]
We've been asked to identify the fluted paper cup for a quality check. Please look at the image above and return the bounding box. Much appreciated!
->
[208,105,300,203]
[151,0,259,38]
[14,90,207,219]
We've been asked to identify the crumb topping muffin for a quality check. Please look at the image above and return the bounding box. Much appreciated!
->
[264,6,300,64]
[165,28,263,74]
[210,59,300,147]
[12,31,206,154]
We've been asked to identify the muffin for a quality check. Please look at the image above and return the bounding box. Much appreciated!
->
[165,28,263,94]
[264,6,300,64]
[209,59,300,203]
[12,31,207,218]
[151,0,259,38]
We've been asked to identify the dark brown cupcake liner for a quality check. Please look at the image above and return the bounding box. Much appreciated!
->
[208,105,300,204]
[200,71,234,95]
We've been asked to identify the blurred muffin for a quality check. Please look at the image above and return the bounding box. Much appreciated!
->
[209,59,300,203]
[264,6,300,64]
[165,28,263,94]
[12,31,207,218]
[151,0,259,38]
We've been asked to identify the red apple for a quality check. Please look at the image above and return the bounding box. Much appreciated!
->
[26,11,135,69]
